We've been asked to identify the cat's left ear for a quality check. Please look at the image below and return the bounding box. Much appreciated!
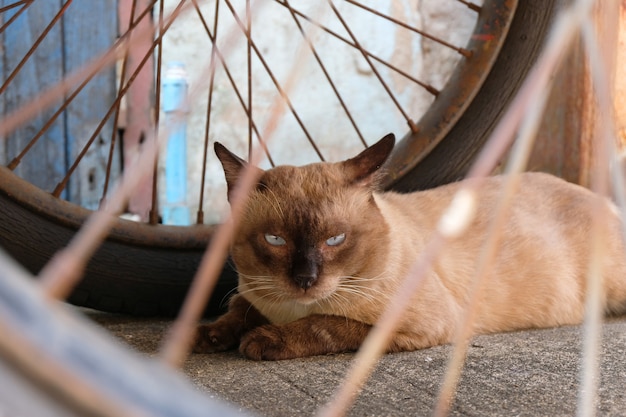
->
[214,142,263,201]
[342,133,395,187]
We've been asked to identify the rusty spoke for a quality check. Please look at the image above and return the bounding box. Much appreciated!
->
[0,0,29,14]
[149,0,168,225]
[51,0,184,200]
[7,74,91,171]
[328,0,418,133]
[0,0,72,97]
[7,0,156,173]
[456,0,482,13]
[274,0,439,97]
[345,0,472,58]
[223,0,324,161]
[194,0,276,225]
[101,0,143,205]
[246,0,253,161]
[283,0,367,148]
[193,0,220,225]
[192,2,270,164]
[0,0,33,35]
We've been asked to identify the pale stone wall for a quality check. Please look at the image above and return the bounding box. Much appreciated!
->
[159,0,480,224]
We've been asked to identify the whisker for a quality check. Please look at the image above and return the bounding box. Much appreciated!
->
[339,283,388,298]
[338,269,390,283]
[225,257,238,272]
[335,289,378,305]
[237,273,276,280]
[326,292,350,316]
[237,285,278,297]
[219,286,240,309]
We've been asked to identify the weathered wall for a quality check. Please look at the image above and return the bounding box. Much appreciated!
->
[158,0,480,224]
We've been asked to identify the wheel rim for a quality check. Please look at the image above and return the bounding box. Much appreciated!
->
[1,0,516,247]
[383,0,517,188]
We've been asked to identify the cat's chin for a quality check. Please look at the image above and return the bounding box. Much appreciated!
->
[291,294,324,306]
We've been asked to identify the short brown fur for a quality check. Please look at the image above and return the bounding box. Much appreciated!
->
[194,134,626,360]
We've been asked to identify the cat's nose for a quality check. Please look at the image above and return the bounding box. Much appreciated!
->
[294,274,317,290]
[291,251,319,289]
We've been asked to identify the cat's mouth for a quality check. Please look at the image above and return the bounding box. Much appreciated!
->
[287,280,337,305]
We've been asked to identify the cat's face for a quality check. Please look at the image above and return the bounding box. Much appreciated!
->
[215,135,395,307]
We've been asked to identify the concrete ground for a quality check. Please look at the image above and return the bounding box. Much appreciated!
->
[88,310,626,417]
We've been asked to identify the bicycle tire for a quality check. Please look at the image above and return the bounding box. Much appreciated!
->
[0,0,559,316]
[0,170,237,316]
[384,0,560,191]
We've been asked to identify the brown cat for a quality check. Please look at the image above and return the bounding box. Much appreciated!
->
[193,134,626,360]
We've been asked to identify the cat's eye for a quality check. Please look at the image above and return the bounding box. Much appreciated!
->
[325,233,346,246]
[264,233,286,246]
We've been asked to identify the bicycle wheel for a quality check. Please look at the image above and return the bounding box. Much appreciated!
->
[0,0,558,316]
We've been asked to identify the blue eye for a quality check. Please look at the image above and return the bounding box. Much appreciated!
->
[325,233,346,246]
[264,234,286,246]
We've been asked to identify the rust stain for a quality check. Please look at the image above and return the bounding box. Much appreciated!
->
[472,33,496,41]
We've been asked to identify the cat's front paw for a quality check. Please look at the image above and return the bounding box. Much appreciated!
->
[239,325,297,361]
[193,322,238,353]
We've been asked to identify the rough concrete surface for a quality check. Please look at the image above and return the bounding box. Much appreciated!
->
[88,310,626,417]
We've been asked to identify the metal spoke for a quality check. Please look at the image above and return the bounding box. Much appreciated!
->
[101,0,142,206]
[345,0,472,58]
[274,0,439,97]
[51,0,184,200]
[0,0,72,96]
[246,0,253,161]
[192,2,272,164]
[456,0,482,13]
[150,0,168,224]
[283,0,367,148]
[328,0,418,133]
[0,0,29,13]
[223,0,325,161]
[7,0,156,173]
[194,0,220,225]
[0,0,33,35]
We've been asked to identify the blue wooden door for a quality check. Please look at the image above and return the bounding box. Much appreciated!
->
[1,0,119,209]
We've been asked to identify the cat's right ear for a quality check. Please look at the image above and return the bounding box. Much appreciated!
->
[214,142,262,200]
[342,133,395,188]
